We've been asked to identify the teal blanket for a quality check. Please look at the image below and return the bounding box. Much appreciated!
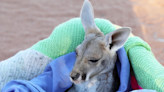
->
[0,18,163,92]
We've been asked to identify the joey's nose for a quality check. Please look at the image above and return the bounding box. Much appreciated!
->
[82,74,86,80]
[70,73,80,80]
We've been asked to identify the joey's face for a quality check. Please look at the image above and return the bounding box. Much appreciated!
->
[70,35,115,84]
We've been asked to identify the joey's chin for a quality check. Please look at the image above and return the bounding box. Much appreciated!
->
[71,79,85,84]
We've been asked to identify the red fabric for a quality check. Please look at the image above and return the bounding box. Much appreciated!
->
[131,75,143,90]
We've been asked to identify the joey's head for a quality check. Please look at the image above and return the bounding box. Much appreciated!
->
[70,0,131,84]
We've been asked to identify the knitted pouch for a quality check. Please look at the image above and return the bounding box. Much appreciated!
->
[0,18,163,92]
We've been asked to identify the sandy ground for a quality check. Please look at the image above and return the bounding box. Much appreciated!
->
[0,0,164,66]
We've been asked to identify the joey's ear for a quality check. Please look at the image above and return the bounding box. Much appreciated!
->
[105,27,131,51]
[80,0,103,38]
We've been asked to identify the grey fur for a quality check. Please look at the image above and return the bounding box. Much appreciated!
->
[67,0,131,92]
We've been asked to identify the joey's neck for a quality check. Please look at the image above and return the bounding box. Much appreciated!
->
[101,52,117,74]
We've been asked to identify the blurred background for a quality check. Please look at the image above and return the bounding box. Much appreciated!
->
[0,0,164,66]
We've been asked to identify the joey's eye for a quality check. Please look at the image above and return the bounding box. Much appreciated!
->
[75,51,78,56]
[89,59,99,63]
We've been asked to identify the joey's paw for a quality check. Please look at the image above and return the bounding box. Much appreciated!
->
[96,73,114,92]
[96,80,111,92]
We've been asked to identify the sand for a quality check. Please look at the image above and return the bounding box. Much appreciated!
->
[0,0,164,66]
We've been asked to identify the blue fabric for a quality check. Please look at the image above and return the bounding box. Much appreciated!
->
[116,47,131,92]
[1,47,131,92]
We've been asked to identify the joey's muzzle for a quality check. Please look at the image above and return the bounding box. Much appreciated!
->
[70,70,87,84]
[70,73,80,81]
